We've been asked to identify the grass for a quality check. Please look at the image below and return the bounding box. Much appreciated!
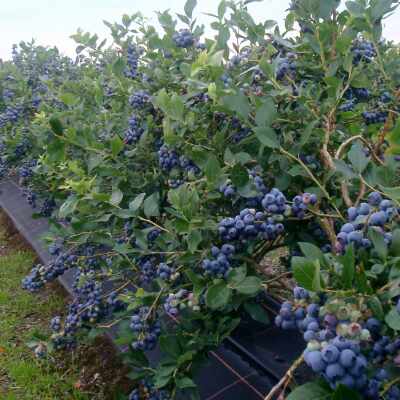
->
[0,215,90,400]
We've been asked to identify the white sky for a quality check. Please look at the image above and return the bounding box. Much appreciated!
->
[0,0,399,60]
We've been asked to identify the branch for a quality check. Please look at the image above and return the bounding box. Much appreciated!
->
[264,355,304,400]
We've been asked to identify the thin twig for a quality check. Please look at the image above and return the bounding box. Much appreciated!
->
[264,355,305,400]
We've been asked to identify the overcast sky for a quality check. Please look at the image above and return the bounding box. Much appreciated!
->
[1,0,399,60]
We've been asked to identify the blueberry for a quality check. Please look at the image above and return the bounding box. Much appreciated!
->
[322,345,340,363]
[325,363,345,380]
[368,192,383,205]
[339,349,356,368]
[369,211,387,226]
[341,223,355,233]
[305,351,326,373]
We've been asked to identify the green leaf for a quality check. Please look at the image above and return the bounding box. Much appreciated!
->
[345,1,364,17]
[112,57,126,77]
[332,384,361,400]
[255,99,276,127]
[205,154,221,183]
[60,93,78,106]
[206,282,232,309]
[385,308,400,331]
[129,193,146,212]
[110,187,123,206]
[235,276,262,295]
[292,257,321,292]
[286,381,332,400]
[348,142,369,173]
[222,92,250,120]
[227,267,247,286]
[339,245,355,289]
[244,302,270,325]
[299,242,327,267]
[111,135,123,157]
[184,0,197,18]
[187,230,202,253]
[255,126,279,149]
[143,193,160,217]
[333,159,356,179]
[390,230,400,256]
[176,377,197,389]
[59,195,78,218]
[379,185,400,203]
[159,335,181,358]
[231,163,249,188]
[367,296,384,320]
[369,228,388,260]
[49,117,64,135]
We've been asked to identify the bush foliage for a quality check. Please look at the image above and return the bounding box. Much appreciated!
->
[1,0,400,398]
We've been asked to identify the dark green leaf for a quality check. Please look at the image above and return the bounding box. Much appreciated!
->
[348,142,369,173]
[144,192,160,217]
[385,308,400,331]
[206,282,232,309]
[184,0,197,18]
[255,99,276,127]
[286,381,332,400]
[235,276,262,295]
[255,126,279,149]
[244,302,270,325]
[49,117,64,135]
[129,193,146,212]
[231,163,249,188]
[369,228,388,260]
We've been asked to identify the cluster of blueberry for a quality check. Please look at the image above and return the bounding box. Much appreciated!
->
[157,262,177,281]
[202,244,235,278]
[178,155,200,175]
[340,87,370,112]
[335,192,398,253]
[304,338,370,391]
[352,40,376,64]
[158,146,200,184]
[0,156,7,179]
[49,271,106,348]
[125,43,140,79]
[0,103,24,128]
[128,380,170,400]
[130,306,162,350]
[261,188,290,215]
[163,289,189,316]
[22,188,37,208]
[172,29,195,48]
[299,154,321,170]
[148,228,162,242]
[291,193,318,219]
[124,115,144,145]
[230,117,251,143]
[138,256,159,285]
[158,145,179,172]
[2,88,15,102]
[276,54,296,81]
[218,208,284,242]
[18,159,37,180]
[276,287,400,397]
[40,197,56,217]
[362,110,388,125]
[219,179,236,198]
[129,90,150,109]
[14,137,30,158]
[22,253,78,292]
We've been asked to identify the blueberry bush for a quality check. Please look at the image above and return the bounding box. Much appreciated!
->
[1,0,400,398]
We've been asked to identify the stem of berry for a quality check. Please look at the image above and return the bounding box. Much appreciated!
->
[264,354,304,400]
